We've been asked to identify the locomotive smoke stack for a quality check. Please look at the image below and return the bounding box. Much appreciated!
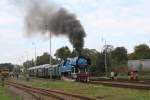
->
[24,0,86,51]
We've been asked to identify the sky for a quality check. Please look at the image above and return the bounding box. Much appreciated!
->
[0,0,150,64]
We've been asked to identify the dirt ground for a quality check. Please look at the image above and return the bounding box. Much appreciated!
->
[7,76,150,100]
[8,86,37,100]
[7,85,58,100]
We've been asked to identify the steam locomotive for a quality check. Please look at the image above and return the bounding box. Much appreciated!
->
[28,56,91,82]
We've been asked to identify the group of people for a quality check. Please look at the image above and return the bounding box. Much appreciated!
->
[128,71,138,80]
[110,71,138,80]
[9,72,19,79]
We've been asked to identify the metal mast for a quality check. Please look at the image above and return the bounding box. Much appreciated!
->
[49,31,52,66]
[45,24,52,79]
[104,40,108,77]
[32,42,36,66]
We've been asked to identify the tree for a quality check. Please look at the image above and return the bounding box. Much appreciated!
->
[0,63,14,72]
[23,59,34,68]
[36,52,50,65]
[95,53,105,75]
[81,48,100,72]
[23,52,59,67]
[103,45,113,74]
[128,53,137,60]
[128,44,150,59]
[36,52,58,65]
[54,46,71,60]
[80,47,113,75]
[134,44,150,59]
[111,47,128,67]
[70,49,77,57]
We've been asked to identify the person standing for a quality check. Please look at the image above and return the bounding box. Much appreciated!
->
[110,71,115,80]
[114,72,118,80]
[1,76,5,87]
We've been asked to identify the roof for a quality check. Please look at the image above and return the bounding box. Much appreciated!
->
[28,64,49,70]
[28,64,59,70]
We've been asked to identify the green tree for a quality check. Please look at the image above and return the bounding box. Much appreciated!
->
[36,52,58,65]
[128,44,150,59]
[36,52,50,65]
[54,46,71,60]
[0,63,14,71]
[103,45,113,74]
[95,53,105,75]
[81,48,100,72]
[70,49,78,57]
[23,52,59,67]
[81,47,112,75]
[23,59,34,68]
[111,47,128,67]
[128,53,137,60]
[134,44,150,59]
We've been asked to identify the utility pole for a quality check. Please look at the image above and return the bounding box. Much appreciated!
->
[104,40,108,77]
[49,31,52,67]
[49,30,52,80]
[45,25,52,79]
[32,42,37,66]
[101,36,108,77]
[25,51,29,81]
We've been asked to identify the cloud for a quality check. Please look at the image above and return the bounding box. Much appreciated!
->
[75,0,150,37]
[0,0,150,64]
[84,16,150,33]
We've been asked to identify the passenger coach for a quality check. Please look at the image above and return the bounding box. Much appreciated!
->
[28,56,91,82]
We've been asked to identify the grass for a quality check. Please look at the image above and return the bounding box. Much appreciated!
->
[12,77,150,100]
[0,86,15,100]
[0,85,23,100]
[24,80,150,100]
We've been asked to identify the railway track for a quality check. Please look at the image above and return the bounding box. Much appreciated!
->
[89,80,150,90]
[6,81,96,100]
[90,78,150,84]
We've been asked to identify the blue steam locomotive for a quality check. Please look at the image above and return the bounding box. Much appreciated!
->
[28,56,91,82]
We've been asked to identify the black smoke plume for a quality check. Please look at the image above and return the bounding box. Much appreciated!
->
[24,0,86,53]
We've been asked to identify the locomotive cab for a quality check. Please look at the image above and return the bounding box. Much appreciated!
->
[75,56,91,82]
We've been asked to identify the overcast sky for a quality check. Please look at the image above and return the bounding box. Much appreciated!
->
[0,0,150,64]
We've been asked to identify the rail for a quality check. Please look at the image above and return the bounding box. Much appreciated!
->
[6,81,96,100]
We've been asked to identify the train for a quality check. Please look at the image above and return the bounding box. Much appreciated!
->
[28,56,91,82]
[0,69,9,78]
